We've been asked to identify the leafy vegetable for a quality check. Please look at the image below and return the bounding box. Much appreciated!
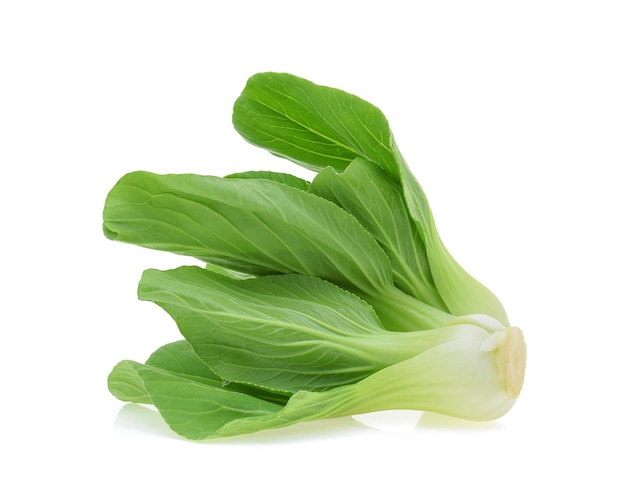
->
[104,72,526,440]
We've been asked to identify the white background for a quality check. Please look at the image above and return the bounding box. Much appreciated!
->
[2,1,625,499]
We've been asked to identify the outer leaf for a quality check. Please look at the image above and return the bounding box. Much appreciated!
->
[108,327,521,440]
[232,72,509,325]
[138,267,496,394]
[108,340,229,405]
[232,72,399,174]
[399,168,510,325]
[108,341,289,408]
[145,340,225,386]
[218,333,518,438]
[108,360,152,405]
[139,266,400,392]
[113,361,284,441]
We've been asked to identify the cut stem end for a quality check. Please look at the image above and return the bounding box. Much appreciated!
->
[501,327,527,398]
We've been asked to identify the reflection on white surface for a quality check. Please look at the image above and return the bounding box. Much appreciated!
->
[113,403,174,439]
[113,403,372,443]
[113,404,503,442]
[353,409,504,433]
[416,411,505,430]
[352,410,422,433]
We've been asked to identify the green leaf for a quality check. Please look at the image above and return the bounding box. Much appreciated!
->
[108,360,152,405]
[310,158,447,311]
[391,162,510,325]
[233,72,399,175]
[145,340,225,386]
[107,341,230,406]
[225,170,310,191]
[139,266,396,392]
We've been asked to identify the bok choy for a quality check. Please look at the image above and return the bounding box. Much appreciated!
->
[104,72,526,440]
